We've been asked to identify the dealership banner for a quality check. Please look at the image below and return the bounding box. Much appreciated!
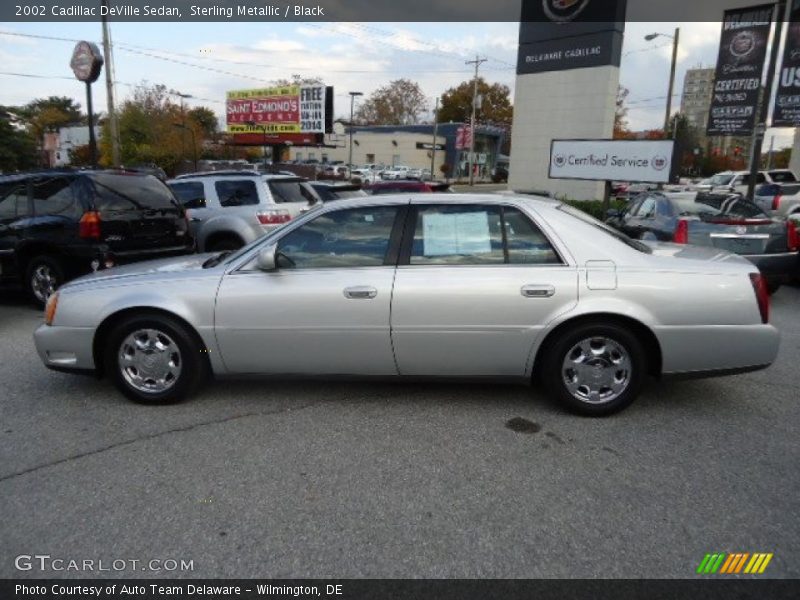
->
[227,85,327,134]
[517,0,627,75]
[549,139,676,183]
[772,0,800,126]
[706,4,774,136]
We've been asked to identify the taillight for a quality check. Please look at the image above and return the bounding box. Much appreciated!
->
[673,219,689,244]
[787,219,799,252]
[256,209,291,225]
[772,194,782,211]
[749,273,769,324]
[79,211,101,240]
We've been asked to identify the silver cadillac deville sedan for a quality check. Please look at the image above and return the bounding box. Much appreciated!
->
[34,194,780,416]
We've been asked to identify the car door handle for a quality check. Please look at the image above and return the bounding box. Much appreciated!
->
[521,285,555,298]
[343,286,378,299]
[188,217,202,223]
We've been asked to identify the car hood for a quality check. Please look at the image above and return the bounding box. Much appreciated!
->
[644,241,754,267]
[64,253,220,289]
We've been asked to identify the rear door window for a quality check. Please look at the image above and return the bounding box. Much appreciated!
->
[408,204,561,266]
[169,181,206,209]
[31,177,80,219]
[769,171,797,183]
[215,180,259,207]
[0,182,29,219]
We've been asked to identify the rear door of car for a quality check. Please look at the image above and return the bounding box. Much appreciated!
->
[88,173,188,253]
[390,201,578,377]
[0,179,32,278]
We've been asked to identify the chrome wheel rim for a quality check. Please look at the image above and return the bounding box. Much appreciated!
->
[118,329,182,394]
[31,264,57,304]
[561,337,631,405]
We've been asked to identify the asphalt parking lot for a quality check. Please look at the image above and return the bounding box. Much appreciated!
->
[0,284,798,579]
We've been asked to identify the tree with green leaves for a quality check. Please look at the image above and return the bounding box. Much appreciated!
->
[355,79,428,126]
[0,108,37,172]
[437,78,513,127]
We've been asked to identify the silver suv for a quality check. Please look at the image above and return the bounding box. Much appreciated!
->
[168,172,321,252]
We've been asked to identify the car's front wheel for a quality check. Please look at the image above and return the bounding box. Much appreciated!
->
[542,322,646,416]
[105,314,208,405]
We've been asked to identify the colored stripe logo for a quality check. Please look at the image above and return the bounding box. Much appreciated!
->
[697,552,773,574]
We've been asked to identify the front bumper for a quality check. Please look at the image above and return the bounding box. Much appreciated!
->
[33,324,97,372]
[745,251,799,281]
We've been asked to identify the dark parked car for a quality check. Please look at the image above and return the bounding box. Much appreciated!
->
[365,181,452,195]
[309,182,368,202]
[0,169,193,306]
[605,191,798,293]
[491,165,508,183]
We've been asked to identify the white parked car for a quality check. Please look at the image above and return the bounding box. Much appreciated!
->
[382,166,411,180]
[695,170,797,195]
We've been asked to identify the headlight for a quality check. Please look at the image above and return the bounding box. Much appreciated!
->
[44,292,59,326]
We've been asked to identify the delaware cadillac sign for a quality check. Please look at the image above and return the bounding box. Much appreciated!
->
[706,4,774,136]
[549,139,676,183]
[517,0,627,75]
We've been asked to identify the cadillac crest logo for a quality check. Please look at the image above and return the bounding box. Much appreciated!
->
[553,154,567,167]
[730,31,756,59]
[543,0,592,22]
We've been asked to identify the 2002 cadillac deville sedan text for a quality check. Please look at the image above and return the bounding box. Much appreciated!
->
[34,194,780,416]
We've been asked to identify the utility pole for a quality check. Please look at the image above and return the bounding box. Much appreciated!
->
[430,97,439,180]
[665,27,680,137]
[747,0,787,200]
[348,91,363,179]
[466,55,487,186]
[101,0,120,167]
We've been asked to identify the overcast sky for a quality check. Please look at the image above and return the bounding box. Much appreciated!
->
[0,21,795,149]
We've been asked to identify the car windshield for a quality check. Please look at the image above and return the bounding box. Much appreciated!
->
[675,195,768,220]
[708,173,734,186]
[557,204,652,254]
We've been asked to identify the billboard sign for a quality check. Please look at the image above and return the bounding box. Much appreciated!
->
[549,139,676,183]
[227,85,327,134]
[706,4,774,136]
[517,0,627,75]
[772,0,800,127]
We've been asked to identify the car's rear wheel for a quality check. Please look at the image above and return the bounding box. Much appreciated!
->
[542,322,646,416]
[25,255,65,308]
[105,314,207,405]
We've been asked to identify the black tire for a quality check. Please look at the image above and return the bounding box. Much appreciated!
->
[207,237,243,252]
[25,255,65,308]
[105,313,208,405]
[541,322,646,417]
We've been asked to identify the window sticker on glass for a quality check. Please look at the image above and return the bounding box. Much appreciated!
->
[423,211,491,256]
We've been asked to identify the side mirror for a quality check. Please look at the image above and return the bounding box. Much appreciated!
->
[256,244,278,271]
[606,208,620,218]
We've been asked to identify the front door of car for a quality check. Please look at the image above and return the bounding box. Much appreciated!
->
[0,180,31,277]
[168,180,209,237]
[390,203,579,377]
[214,204,405,375]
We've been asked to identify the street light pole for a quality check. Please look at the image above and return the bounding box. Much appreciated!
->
[348,91,363,179]
[645,28,680,138]
[245,120,270,171]
[466,55,487,186]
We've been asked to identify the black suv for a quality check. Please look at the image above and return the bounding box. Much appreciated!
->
[0,170,193,306]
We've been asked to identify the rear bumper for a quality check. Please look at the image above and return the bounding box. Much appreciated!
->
[656,324,780,375]
[745,251,799,281]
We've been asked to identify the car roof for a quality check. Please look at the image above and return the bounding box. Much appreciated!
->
[0,168,156,183]
[173,170,259,179]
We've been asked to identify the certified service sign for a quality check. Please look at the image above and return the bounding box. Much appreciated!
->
[549,139,675,183]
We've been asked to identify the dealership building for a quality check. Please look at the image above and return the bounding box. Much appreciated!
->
[287,123,507,179]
